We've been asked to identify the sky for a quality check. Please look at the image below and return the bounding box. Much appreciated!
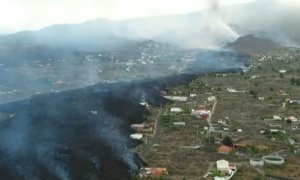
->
[0,0,255,34]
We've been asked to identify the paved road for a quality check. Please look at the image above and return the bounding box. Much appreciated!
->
[141,106,164,158]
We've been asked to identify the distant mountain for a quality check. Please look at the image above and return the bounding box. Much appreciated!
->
[0,11,237,51]
[226,34,280,55]
[0,0,299,55]
[220,0,300,47]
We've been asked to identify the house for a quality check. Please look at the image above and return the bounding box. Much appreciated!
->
[271,129,286,133]
[191,109,211,118]
[218,145,233,154]
[173,122,186,126]
[227,88,245,93]
[130,133,143,140]
[237,129,243,133]
[285,116,298,123]
[227,88,238,93]
[139,101,149,107]
[215,160,237,180]
[251,75,260,79]
[208,96,217,102]
[273,115,282,121]
[170,107,183,113]
[139,168,168,178]
[277,91,289,96]
[269,123,282,128]
[279,70,287,74]
[131,124,145,131]
[258,96,265,101]
[163,96,187,102]
[218,120,227,125]
[289,100,300,105]
[190,94,197,97]
[217,159,230,171]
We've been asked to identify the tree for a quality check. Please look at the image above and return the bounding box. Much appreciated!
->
[279,73,284,78]
[291,77,296,85]
[286,119,292,124]
[296,79,300,86]
[249,90,258,98]
[222,136,233,147]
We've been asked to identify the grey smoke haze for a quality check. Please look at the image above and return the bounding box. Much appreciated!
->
[1,0,298,51]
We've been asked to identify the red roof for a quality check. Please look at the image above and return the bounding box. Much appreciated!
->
[218,145,233,154]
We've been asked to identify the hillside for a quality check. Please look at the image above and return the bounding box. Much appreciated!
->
[226,34,280,55]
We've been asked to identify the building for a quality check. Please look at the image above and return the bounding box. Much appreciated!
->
[217,159,230,171]
[218,145,233,154]
[130,133,143,140]
[139,168,168,178]
[289,100,300,105]
[131,124,145,131]
[191,109,211,119]
[279,70,287,74]
[273,115,282,120]
[170,107,183,113]
[214,160,237,180]
[208,96,217,102]
[277,91,289,96]
[227,88,238,93]
[163,96,187,102]
[286,116,298,123]
[139,101,149,107]
[173,122,186,126]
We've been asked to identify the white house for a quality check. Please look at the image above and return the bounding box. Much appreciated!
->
[170,107,183,113]
[130,134,143,140]
[227,88,238,93]
[217,160,230,172]
[163,96,187,102]
[273,115,282,121]
[208,96,217,102]
[279,70,287,74]
[190,94,197,97]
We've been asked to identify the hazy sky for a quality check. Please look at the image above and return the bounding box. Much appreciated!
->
[0,0,256,33]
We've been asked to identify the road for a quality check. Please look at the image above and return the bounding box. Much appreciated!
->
[141,106,164,158]
[206,100,218,135]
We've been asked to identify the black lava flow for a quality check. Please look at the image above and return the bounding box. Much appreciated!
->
[0,51,249,180]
